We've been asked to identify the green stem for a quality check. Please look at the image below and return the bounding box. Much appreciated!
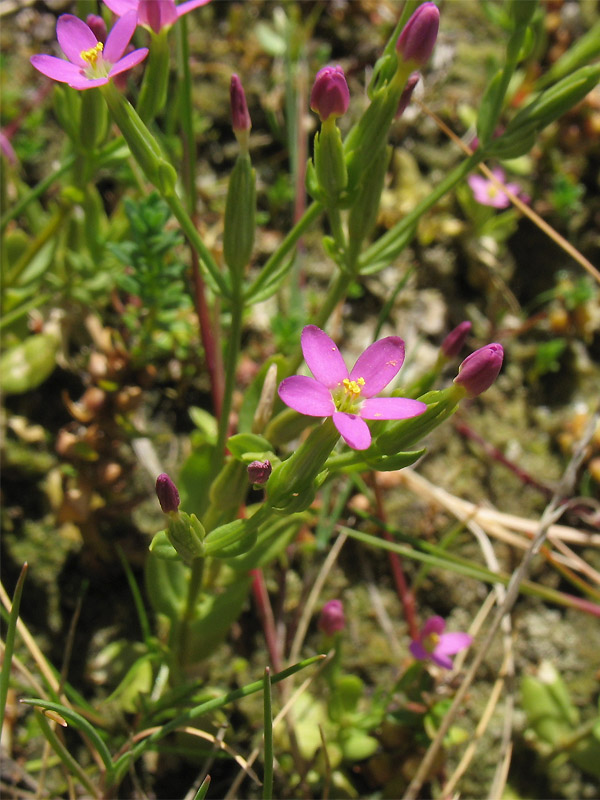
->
[214,289,244,469]
[5,205,69,287]
[0,564,27,732]
[360,152,482,269]
[34,710,100,799]
[245,201,323,301]
[327,205,346,255]
[178,557,205,669]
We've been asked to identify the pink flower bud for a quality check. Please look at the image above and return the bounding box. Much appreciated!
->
[441,321,472,359]
[310,65,349,122]
[454,343,504,396]
[247,460,272,485]
[318,599,345,635]
[396,2,440,67]
[86,14,107,43]
[156,472,180,513]
[230,74,251,134]
[396,71,420,118]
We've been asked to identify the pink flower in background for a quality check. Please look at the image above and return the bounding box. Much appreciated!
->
[278,325,426,450]
[410,616,472,669]
[104,0,212,33]
[30,12,147,90]
[441,320,471,359]
[318,600,346,635]
[468,168,522,209]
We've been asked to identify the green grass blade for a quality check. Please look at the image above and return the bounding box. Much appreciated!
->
[192,775,211,800]
[0,563,28,732]
[263,667,274,800]
[34,709,99,798]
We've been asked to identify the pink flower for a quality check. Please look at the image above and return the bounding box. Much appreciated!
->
[278,325,426,450]
[454,343,504,396]
[318,600,346,635]
[310,65,350,122]
[104,0,212,34]
[468,168,522,209]
[230,74,251,134]
[30,12,148,90]
[409,616,472,669]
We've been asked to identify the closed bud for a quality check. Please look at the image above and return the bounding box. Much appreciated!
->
[318,600,346,635]
[86,14,107,43]
[156,472,180,513]
[248,460,272,485]
[310,66,349,122]
[396,72,420,118]
[396,3,440,68]
[230,74,251,147]
[441,321,471,359]
[454,343,504,396]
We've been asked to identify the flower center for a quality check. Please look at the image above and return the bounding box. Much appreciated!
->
[487,184,499,199]
[424,632,440,653]
[343,377,365,396]
[81,42,104,68]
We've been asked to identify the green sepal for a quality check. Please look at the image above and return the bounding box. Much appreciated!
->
[165,511,205,565]
[137,29,170,122]
[149,529,181,561]
[224,153,256,280]
[347,144,391,269]
[313,119,347,206]
[305,159,323,202]
[79,88,108,152]
[204,508,269,558]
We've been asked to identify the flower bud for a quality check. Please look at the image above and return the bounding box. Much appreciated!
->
[454,343,504,396]
[248,460,272,485]
[86,14,107,43]
[318,600,345,635]
[310,65,349,122]
[156,472,180,513]
[441,321,472,359]
[396,71,420,118]
[396,3,440,68]
[230,74,251,147]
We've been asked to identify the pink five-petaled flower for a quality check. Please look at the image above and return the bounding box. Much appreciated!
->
[468,168,523,209]
[30,11,147,90]
[104,0,212,34]
[409,616,472,669]
[278,325,427,451]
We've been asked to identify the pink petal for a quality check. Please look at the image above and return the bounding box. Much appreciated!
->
[431,652,454,669]
[490,167,506,182]
[436,632,472,656]
[56,14,97,66]
[409,640,428,661]
[68,76,109,90]
[301,326,348,389]
[103,0,138,15]
[332,412,371,450]
[278,375,335,417]
[360,397,426,420]
[104,10,138,64]
[349,337,405,397]
[422,616,445,637]
[176,0,213,16]
[108,47,148,77]
[30,55,85,84]
[139,0,177,32]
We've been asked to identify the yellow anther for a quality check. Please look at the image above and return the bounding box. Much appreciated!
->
[342,377,365,396]
[425,632,440,652]
[81,41,103,67]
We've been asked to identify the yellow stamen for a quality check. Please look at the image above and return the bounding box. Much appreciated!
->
[81,41,103,67]
[425,632,440,652]
[342,377,365,396]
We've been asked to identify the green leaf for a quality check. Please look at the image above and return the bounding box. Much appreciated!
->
[1,332,60,395]
[149,529,181,561]
[227,433,273,460]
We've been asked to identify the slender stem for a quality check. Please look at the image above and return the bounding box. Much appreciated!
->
[245,201,323,301]
[1,154,76,232]
[5,205,69,287]
[262,668,274,800]
[178,558,205,669]
[327,206,346,255]
[251,569,281,672]
[214,290,243,468]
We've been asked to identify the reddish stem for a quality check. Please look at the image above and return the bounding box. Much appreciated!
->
[249,568,281,672]
[371,475,419,640]
[190,247,224,419]
[453,417,553,497]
